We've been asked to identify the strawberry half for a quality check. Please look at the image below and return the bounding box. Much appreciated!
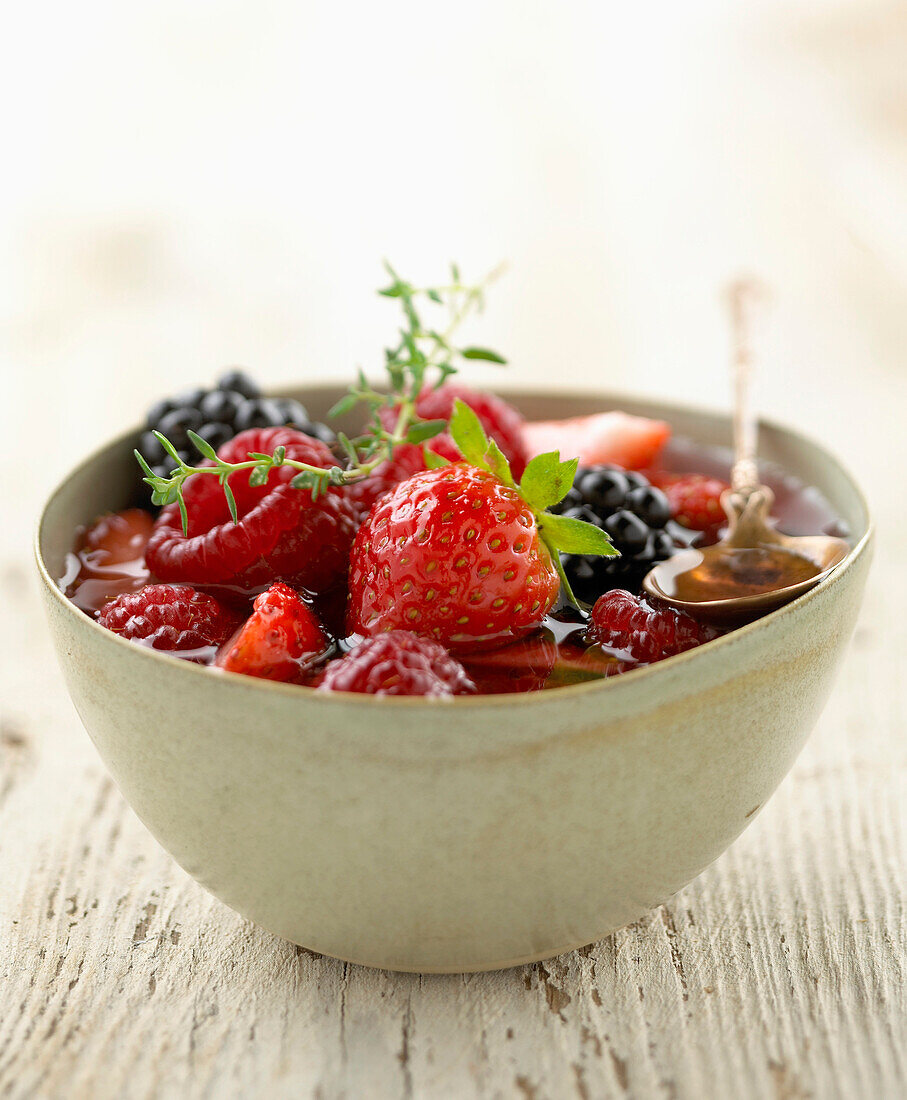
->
[348,400,617,651]
[523,411,670,471]
[216,581,328,683]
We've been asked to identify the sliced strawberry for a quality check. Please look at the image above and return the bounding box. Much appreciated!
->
[216,582,328,683]
[523,412,670,471]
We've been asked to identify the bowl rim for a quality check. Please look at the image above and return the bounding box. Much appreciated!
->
[35,384,874,709]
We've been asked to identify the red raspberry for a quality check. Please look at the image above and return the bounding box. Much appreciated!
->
[319,631,476,697]
[98,584,238,658]
[216,581,327,683]
[146,428,358,595]
[654,473,729,532]
[586,589,718,664]
[414,384,529,477]
[348,465,561,651]
[377,383,529,480]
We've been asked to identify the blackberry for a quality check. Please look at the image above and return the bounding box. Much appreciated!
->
[552,466,690,603]
[139,369,337,490]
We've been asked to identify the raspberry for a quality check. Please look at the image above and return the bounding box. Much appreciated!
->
[98,584,238,658]
[654,473,729,532]
[216,582,327,683]
[319,631,476,697]
[413,384,529,477]
[586,589,718,664]
[348,465,561,651]
[145,427,358,595]
[377,383,529,480]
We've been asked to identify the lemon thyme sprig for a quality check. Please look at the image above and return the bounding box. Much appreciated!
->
[135,262,507,533]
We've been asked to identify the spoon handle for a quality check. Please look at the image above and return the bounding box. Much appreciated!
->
[726,278,767,493]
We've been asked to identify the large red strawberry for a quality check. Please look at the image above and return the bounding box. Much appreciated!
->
[146,427,358,595]
[216,582,328,682]
[347,401,616,651]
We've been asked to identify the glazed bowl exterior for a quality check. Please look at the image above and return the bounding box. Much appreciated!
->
[36,387,873,972]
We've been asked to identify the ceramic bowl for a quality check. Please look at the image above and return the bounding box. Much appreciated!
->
[36,387,873,973]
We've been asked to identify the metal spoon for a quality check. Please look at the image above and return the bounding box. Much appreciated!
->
[642,279,850,624]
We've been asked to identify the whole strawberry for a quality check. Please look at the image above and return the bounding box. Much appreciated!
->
[348,401,616,650]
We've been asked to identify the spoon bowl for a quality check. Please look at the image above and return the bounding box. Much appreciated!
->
[644,486,852,624]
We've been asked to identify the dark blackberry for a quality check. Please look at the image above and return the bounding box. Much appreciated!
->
[216,369,261,399]
[553,465,687,603]
[156,407,203,449]
[138,371,337,502]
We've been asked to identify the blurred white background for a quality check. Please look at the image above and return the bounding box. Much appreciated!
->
[2,0,904,555]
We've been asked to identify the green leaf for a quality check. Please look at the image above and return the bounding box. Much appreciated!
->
[460,346,507,364]
[152,431,184,465]
[518,452,578,511]
[329,392,359,418]
[537,512,619,557]
[406,418,447,445]
[448,399,490,467]
[427,289,442,304]
[177,493,189,536]
[483,438,515,489]
[222,480,238,524]
[423,447,451,469]
[248,465,271,488]
[336,432,359,462]
[291,471,319,490]
[134,449,155,478]
[187,429,218,461]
